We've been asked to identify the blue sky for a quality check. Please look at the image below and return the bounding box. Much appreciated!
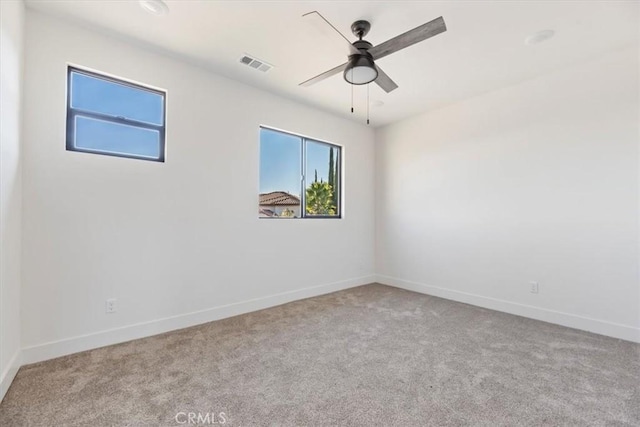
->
[259,128,339,196]
[70,71,163,158]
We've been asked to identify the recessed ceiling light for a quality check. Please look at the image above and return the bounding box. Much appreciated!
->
[139,0,169,16]
[525,30,555,46]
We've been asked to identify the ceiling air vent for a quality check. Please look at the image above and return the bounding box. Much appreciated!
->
[239,54,273,73]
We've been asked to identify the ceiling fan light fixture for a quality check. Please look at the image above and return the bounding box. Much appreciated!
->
[344,54,378,85]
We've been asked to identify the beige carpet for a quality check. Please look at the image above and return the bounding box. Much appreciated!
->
[1,284,638,426]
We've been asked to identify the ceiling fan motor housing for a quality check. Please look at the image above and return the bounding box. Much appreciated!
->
[353,40,373,51]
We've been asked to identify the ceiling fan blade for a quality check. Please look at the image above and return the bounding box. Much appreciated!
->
[299,62,348,87]
[374,66,398,93]
[369,16,446,60]
[303,11,359,56]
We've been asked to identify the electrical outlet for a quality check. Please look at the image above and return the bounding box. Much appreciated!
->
[106,298,117,314]
[530,281,539,294]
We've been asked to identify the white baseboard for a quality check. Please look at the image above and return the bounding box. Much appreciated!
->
[22,275,376,365]
[0,349,22,403]
[376,274,640,343]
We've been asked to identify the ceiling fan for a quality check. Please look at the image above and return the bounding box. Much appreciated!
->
[299,12,447,93]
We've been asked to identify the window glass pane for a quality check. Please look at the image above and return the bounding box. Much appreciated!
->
[70,71,164,126]
[259,128,301,218]
[74,115,161,159]
[305,140,340,217]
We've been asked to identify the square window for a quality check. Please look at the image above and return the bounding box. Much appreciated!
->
[259,127,341,219]
[66,67,166,162]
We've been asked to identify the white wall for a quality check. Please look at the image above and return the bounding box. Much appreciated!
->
[376,47,640,342]
[0,0,25,401]
[21,11,375,363]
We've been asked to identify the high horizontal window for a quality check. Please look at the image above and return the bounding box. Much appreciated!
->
[66,66,166,162]
[259,127,341,219]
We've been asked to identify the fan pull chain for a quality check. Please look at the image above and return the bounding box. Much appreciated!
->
[350,72,354,113]
[366,83,370,125]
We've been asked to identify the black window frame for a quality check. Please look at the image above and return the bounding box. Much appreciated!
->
[259,126,342,219]
[66,66,167,162]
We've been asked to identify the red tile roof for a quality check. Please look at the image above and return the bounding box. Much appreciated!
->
[259,192,300,206]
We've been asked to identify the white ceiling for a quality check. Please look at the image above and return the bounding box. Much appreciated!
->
[26,0,639,127]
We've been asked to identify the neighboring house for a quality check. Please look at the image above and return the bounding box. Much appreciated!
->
[259,191,301,218]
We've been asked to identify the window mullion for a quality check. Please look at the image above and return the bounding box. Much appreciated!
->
[71,108,162,131]
[301,137,306,218]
